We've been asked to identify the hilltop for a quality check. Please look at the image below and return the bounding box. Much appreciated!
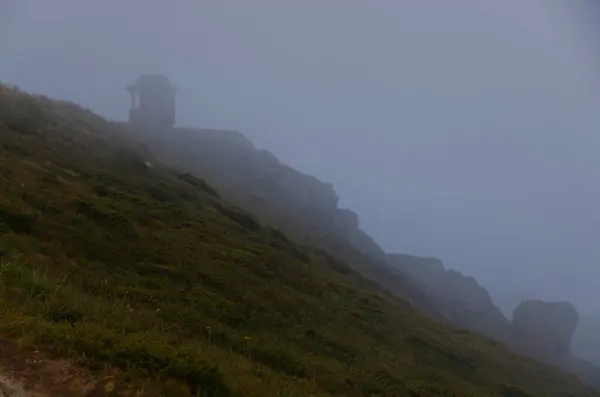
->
[0,84,598,396]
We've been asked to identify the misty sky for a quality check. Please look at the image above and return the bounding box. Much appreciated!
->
[2,1,600,315]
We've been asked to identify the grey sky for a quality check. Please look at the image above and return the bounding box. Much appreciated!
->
[2,0,600,315]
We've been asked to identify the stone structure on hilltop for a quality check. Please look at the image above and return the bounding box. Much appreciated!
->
[126,74,176,128]
[511,300,579,365]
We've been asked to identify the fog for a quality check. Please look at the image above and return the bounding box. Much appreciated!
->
[2,0,600,315]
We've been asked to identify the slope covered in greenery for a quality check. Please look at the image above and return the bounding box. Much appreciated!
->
[0,84,597,396]
[125,125,523,344]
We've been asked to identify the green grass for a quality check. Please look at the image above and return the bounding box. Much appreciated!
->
[0,84,597,396]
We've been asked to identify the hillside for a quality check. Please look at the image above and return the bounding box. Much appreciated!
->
[386,254,512,343]
[123,123,600,389]
[0,84,599,396]
[122,126,520,340]
[120,126,448,320]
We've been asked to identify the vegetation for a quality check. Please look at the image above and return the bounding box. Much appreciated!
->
[0,84,598,396]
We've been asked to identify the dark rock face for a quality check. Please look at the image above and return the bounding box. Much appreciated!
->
[334,208,359,232]
[386,253,512,342]
[134,127,385,260]
[508,301,600,389]
[386,255,446,285]
[511,300,579,365]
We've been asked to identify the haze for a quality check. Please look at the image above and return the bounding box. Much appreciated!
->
[2,0,600,315]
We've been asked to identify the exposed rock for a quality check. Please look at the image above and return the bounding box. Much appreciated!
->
[386,253,511,342]
[123,123,600,389]
[116,92,600,391]
[122,126,443,318]
[132,127,381,258]
[334,208,359,231]
[511,300,579,365]
[507,300,600,389]
[386,254,445,284]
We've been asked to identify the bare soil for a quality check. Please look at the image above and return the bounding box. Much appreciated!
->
[0,338,128,397]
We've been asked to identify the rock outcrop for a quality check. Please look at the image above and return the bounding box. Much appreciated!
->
[126,126,386,261]
[511,300,579,365]
[122,126,447,319]
[128,126,528,336]
[386,253,512,342]
[123,124,600,389]
[508,300,600,388]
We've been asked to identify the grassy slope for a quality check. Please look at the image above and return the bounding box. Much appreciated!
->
[0,85,597,397]
[123,127,447,322]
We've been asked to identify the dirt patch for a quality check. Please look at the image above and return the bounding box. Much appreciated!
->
[0,338,129,397]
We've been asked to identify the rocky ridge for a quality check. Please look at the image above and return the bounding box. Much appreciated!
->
[124,125,600,388]
[386,253,512,342]
[511,300,579,365]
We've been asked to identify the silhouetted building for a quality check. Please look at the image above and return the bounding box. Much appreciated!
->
[126,74,176,128]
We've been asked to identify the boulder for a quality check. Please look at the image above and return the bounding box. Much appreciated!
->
[511,300,579,364]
